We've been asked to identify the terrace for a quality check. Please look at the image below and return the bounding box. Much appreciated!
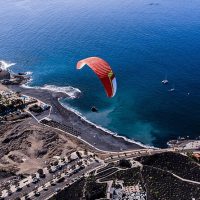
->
[142,165,200,200]
[137,152,200,182]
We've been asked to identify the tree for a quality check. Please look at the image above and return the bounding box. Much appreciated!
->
[119,159,132,168]
[186,150,193,158]
[37,168,45,178]
[37,169,44,175]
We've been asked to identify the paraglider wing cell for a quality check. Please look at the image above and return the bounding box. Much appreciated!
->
[77,57,117,97]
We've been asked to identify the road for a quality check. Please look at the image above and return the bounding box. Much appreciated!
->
[3,157,101,200]
[104,148,175,163]
[35,162,100,200]
[149,165,200,185]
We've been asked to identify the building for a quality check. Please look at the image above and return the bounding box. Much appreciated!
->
[124,185,140,193]
[123,184,146,200]
[185,141,200,149]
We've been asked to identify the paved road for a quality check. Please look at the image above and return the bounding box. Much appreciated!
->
[171,173,200,185]
[4,158,101,200]
[35,162,100,200]
[149,165,200,185]
[104,149,170,163]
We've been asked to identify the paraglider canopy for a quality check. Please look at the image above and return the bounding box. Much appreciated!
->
[77,57,117,98]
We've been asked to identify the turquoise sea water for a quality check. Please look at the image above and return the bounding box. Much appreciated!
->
[1,0,200,147]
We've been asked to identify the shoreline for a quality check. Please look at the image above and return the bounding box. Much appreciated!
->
[59,99,153,149]
[7,84,151,152]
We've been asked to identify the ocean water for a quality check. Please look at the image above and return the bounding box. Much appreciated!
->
[1,0,200,147]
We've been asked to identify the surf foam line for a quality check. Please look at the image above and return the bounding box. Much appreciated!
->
[22,84,81,99]
[25,71,33,75]
[59,99,157,150]
[0,60,16,70]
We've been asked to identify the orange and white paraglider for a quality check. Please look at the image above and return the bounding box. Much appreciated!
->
[76,57,117,98]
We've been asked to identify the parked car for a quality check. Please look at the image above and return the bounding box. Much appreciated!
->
[24,194,30,200]
[55,188,61,193]
[57,165,62,170]
[34,191,40,197]
[57,177,65,183]
[43,186,48,191]
[50,181,56,186]
[32,178,39,184]
[7,191,12,196]
[16,187,22,192]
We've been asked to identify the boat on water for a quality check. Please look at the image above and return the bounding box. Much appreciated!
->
[168,83,175,92]
[162,79,169,84]
[161,73,169,84]
[168,88,175,92]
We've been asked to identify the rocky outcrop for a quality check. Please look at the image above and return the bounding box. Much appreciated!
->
[0,70,10,80]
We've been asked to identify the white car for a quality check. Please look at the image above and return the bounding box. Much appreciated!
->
[55,188,61,193]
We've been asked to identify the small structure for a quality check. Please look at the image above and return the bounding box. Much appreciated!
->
[111,182,146,200]
[39,102,50,111]
[70,152,79,160]
[29,104,43,113]
[123,184,146,200]
[184,141,200,149]
[124,185,140,193]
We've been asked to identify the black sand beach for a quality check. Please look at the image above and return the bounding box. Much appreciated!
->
[8,85,145,152]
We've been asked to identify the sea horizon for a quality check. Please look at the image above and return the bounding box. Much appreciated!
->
[1,0,200,147]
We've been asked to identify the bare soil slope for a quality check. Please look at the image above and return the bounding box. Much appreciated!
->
[0,119,92,176]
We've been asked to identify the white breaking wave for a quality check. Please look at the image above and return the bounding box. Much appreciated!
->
[41,85,81,99]
[0,60,16,70]
[22,84,81,99]
[25,71,33,75]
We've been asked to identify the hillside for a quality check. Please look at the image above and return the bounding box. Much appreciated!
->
[0,118,94,191]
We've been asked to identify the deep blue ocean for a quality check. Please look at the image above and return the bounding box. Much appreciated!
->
[1,0,200,147]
